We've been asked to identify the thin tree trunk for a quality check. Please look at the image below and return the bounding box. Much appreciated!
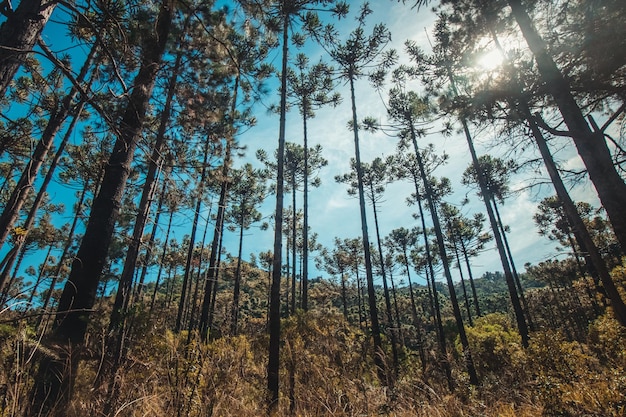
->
[0,97,86,295]
[0,43,97,249]
[340,268,348,320]
[38,179,89,332]
[267,12,288,413]
[402,248,426,371]
[135,169,169,302]
[409,123,479,385]
[187,213,210,341]
[491,196,534,330]
[388,266,404,346]
[451,234,473,327]
[412,174,451,387]
[291,177,297,313]
[302,111,310,311]
[348,75,386,383]
[199,64,239,340]
[176,143,210,332]
[0,244,25,304]
[199,137,232,340]
[25,243,53,309]
[231,213,245,335]
[452,103,529,346]
[149,198,174,316]
[370,190,399,378]
[459,237,481,317]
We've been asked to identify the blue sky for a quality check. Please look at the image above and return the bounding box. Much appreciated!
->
[229,1,596,287]
[1,1,603,299]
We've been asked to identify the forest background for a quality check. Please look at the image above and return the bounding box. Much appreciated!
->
[0,0,625,416]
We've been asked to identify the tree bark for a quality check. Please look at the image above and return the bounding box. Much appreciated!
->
[348,74,386,384]
[0,0,58,99]
[268,11,288,414]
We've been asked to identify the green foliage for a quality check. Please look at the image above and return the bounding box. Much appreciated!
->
[461,313,523,377]
[527,328,626,416]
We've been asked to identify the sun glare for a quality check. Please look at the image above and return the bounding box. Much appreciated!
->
[477,49,505,71]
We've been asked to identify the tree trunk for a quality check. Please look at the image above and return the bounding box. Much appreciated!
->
[0,43,96,249]
[175,143,210,332]
[348,75,386,383]
[268,12,289,413]
[411,173,451,387]
[450,232,473,327]
[452,101,529,347]
[409,123,479,385]
[524,110,626,326]
[149,195,174,317]
[302,111,310,311]
[340,268,348,320]
[402,247,427,372]
[0,0,58,99]
[26,2,174,414]
[0,97,85,295]
[371,189,399,379]
[199,136,232,340]
[491,197,534,330]
[291,175,297,313]
[459,237,481,318]
[106,44,182,377]
[38,177,89,333]
[135,169,170,302]
[508,0,626,252]
[231,212,245,335]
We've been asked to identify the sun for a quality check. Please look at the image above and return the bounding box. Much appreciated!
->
[476,48,505,71]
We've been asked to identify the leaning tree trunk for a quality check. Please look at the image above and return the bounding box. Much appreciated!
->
[409,123,479,386]
[449,230,473,327]
[459,237,481,318]
[508,0,626,253]
[370,188,399,379]
[175,142,210,332]
[231,211,246,335]
[491,196,534,330]
[110,43,183,323]
[37,177,89,333]
[0,96,86,295]
[523,108,626,326]
[447,64,529,346]
[26,2,174,415]
[0,43,97,250]
[401,247,427,372]
[102,45,183,390]
[0,0,58,100]
[411,171,451,388]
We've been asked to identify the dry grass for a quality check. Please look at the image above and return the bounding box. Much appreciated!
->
[1,310,625,416]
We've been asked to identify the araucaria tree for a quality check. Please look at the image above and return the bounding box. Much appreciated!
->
[226,163,267,335]
[385,70,479,385]
[320,2,397,384]
[249,0,348,411]
[286,53,338,311]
